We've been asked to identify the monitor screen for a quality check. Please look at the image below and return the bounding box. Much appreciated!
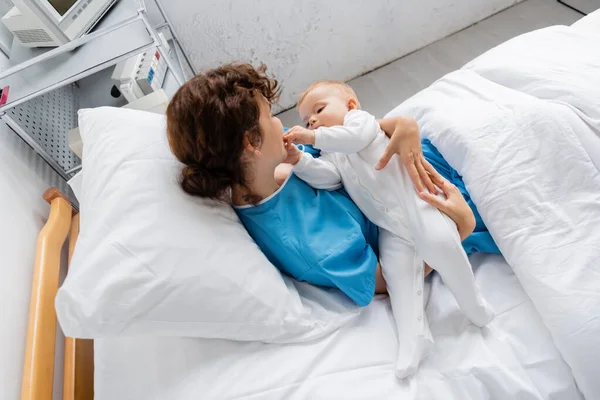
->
[47,0,78,16]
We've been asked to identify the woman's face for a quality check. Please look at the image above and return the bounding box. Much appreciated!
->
[256,95,286,167]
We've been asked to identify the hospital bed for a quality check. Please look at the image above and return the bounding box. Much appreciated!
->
[24,10,600,400]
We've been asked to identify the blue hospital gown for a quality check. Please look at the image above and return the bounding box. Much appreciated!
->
[234,172,380,307]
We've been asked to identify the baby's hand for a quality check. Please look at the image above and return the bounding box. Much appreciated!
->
[284,126,316,145]
[283,137,303,165]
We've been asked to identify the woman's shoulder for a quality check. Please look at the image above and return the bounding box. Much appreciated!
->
[233,172,301,214]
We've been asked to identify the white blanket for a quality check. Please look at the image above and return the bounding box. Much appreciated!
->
[95,254,581,399]
[386,22,600,400]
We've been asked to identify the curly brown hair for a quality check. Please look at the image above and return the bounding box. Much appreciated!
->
[166,63,280,201]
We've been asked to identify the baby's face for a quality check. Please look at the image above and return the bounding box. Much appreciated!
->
[299,85,355,129]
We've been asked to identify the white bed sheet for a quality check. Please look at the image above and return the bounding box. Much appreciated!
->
[95,254,581,400]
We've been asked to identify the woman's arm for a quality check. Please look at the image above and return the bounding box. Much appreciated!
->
[376,116,442,195]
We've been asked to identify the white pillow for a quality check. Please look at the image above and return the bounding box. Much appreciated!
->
[56,107,360,342]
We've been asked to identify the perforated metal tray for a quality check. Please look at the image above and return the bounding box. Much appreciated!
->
[2,84,80,179]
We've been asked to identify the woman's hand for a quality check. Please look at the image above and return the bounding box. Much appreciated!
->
[376,116,442,194]
[418,175,476,241]
[284,126,316,145]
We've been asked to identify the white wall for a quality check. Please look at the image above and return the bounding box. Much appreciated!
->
[0,123,68,399]
[164,0,522,110]
[0,0,12,15]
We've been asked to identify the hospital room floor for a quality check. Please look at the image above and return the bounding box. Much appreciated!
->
[278,0,582,126]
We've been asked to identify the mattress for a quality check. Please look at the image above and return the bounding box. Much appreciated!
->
[94,253,581,400]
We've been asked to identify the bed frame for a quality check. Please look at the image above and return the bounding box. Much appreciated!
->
[21,188,93,400]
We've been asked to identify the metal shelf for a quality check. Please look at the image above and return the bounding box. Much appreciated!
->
[0,0,154,113]
[0,0,193,182]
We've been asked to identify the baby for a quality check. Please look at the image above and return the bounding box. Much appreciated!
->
[284,81,494,378]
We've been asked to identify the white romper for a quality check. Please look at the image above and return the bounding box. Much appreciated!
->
[293,109,494,378]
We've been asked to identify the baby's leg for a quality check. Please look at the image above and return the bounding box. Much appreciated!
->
[379,229,433,379]
[403,177,494,327]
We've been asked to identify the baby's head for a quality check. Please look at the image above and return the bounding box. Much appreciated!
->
[297,81,360,129]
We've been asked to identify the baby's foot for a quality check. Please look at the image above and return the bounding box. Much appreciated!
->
[466,298,495,327]
[395,334,434,379]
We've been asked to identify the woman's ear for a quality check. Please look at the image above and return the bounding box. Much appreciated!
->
[347,97,359,110]
[243,133,261,157]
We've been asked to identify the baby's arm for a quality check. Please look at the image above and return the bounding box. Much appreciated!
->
[284,110,381,154]
[292,151,343,191]
[315,110,381,153]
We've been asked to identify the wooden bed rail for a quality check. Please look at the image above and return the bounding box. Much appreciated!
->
[62,213,94,400]
[21,188,93,400]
